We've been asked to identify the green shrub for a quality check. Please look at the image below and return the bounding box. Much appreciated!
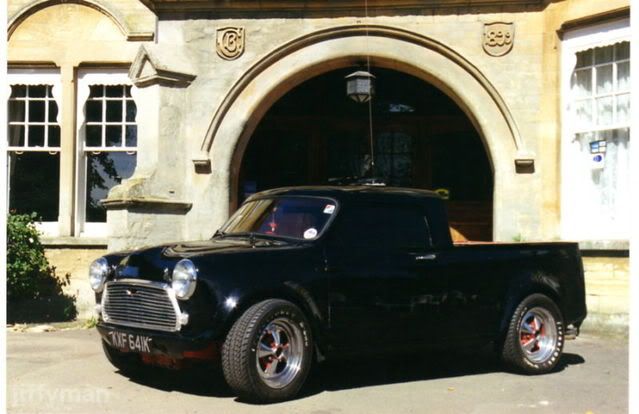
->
[7,213,62,299]
[512,233,526,242]
[84,316,99,329]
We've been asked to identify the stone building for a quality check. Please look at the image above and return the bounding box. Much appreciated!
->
[6,0,631,320]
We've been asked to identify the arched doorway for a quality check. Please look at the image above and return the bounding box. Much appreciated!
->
[238,68,493,241]
[192,26,527,243]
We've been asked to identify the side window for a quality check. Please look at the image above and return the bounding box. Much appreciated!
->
[336,203,430,251]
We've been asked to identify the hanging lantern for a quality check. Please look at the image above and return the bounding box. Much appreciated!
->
[345,70,375,103]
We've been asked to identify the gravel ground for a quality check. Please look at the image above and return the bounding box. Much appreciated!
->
[6,328,628,414]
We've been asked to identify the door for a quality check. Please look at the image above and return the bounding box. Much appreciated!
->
[437,247,510,341]
[324,200,448,353]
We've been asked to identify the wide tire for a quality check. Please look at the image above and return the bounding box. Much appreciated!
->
[221,299,313,403]
[101,340,146,377]
[501,293,564,374]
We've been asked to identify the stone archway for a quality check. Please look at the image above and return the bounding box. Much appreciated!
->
[239,67,495,241]
[8,0,154,41]
[190,25,527,241]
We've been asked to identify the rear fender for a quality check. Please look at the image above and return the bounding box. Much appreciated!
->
[497,271,562,339]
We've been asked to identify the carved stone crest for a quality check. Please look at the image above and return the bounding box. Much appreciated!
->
[216,27,245,60]
[482,22,514,57]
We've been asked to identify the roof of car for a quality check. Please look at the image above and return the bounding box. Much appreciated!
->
[248,185,442,201]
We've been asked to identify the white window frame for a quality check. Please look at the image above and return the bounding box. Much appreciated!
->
[76,69,138,237]
[6,69,62,237]
[560,18,631,242]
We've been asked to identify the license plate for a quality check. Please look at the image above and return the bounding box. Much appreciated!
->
[107,330,152,353]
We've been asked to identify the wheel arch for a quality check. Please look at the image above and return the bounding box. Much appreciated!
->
[219,284,328,361]
[497,270,564,340]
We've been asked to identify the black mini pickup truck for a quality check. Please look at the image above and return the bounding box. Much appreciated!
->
[91,186,587,402]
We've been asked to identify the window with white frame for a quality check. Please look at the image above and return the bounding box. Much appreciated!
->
[5,69,139,239]
[76,70,137,236]
[6,71,62,235]
[561,18,631,242]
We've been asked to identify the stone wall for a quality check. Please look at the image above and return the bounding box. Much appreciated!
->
[44,247,107,319]
[581,256,630,332]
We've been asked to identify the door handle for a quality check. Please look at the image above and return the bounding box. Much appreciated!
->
[415,254,437,262]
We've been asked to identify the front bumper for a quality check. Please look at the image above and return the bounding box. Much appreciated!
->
[97,322,220,360]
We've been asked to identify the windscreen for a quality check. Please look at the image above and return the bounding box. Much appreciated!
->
[220,197,338,240]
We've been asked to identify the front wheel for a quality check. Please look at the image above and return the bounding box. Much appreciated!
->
[501,293,564,374]
[221,299,313,403]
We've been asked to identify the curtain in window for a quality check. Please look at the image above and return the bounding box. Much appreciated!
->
[573,128,630,236]
[570,42,630,239]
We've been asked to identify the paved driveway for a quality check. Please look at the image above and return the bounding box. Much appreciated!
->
[7,329,627,414]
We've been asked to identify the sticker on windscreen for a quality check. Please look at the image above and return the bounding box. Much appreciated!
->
[303,228,318,239]
[323,204,336,214]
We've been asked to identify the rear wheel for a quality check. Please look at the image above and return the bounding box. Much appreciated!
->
[221,299,313,403]
[501,293,564,374]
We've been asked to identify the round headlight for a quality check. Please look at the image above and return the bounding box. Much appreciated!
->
[89,257,109,293]
[172,259,197,300]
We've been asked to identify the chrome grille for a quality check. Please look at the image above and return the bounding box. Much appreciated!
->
[102,280,182,332]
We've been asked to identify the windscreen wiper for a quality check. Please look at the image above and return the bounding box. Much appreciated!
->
[220,232,291,246]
